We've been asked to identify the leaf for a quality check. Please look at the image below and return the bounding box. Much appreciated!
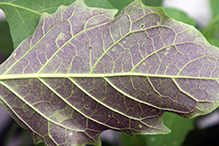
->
[0,0,219,145]
[0,20,13,56]
[0,0,114,49]
[107,0,163,15]
[202,14,219,44]
[208,38,219,47]
[202,0,219,46]
[107,0,134,15]
[0,20,13,65]
[210,0,219,18]
[146,113,194,146]
[142,0,163,7]
[163,8,195,26]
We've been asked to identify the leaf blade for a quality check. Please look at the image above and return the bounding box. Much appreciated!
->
[0,0,219,146]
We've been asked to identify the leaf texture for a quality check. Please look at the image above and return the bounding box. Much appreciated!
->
[1,0,219,145]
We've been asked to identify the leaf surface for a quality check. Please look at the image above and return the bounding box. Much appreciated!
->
[0,0,219,145]
[0,20,13,56]
[0,20,13,64]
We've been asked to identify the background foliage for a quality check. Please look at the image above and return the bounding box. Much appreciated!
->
[0,0,219,146]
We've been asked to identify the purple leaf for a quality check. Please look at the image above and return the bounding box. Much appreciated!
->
[1,0,219,145]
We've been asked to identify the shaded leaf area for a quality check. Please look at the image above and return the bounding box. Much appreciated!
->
[0,0,219,145]
[0,20,13,55]
[0,0,114,49]
[0,20,13,65]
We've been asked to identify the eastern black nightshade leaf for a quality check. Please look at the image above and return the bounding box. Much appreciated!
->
[1,0,219,145]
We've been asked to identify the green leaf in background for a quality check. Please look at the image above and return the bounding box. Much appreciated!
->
[107,0,134,14]
[107,0,163,16]
[0,0,114,49]
[122,134,146,146]
[202,0,219,47]
[208,38,219,47]
[202,15,219,47]
[163,8,195,26]
[146,113,194,146]
[210,0,219,18]
[121,113,194,146]
[0,20,13,55]
[142,0,163,7]
[0,20,13,64]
